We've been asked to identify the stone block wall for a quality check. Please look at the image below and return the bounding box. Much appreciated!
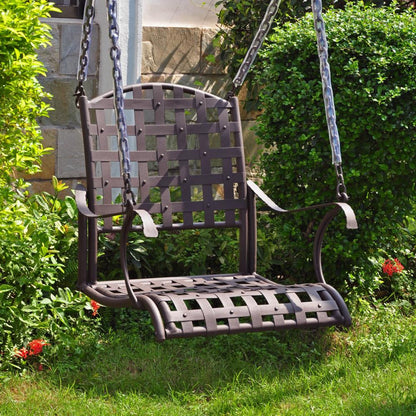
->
[33,22,259,194]
[34,18,99,194]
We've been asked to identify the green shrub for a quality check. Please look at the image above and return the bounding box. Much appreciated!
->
[214,0,400,85]
[98,217,240,281]
[0,0,54,184]
[0,1,97,369]
[0,180,95,370]
[254,3,416,300]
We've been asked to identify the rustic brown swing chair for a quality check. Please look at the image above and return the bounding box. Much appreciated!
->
[74,0,358,341]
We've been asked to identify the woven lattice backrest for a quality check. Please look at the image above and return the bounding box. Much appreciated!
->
[80,83,247,231]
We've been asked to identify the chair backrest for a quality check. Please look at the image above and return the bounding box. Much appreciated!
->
[79,83,248,233]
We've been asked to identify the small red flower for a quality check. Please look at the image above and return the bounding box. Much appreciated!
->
[15,347,29,359]
[393,258,404,273]
[382,258,404,277]
[91,299,100,316]
[28,339,49,356]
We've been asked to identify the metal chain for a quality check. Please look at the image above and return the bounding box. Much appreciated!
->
[232,0,282,90]
[74,0,95,107]
[312,0,348,201]
[312,0,341,165]
[107,0,135,205]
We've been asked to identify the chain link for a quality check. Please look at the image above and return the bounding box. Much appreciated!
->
[312,0,348,200]
[107,0,135,205]
[312,0,342,166]
[232,0,282,89]
[74,0,95,107]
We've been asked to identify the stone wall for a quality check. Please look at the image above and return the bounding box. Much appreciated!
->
[35,18,99,194]
[33,21,259,194]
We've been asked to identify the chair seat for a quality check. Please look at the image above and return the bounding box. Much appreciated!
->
[82,273,351,340]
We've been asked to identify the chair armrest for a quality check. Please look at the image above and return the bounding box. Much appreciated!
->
[247,180,358,229]
[247,180,358,284]
[75,184,122,219]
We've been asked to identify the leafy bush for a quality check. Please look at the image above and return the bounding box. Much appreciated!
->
[254,3,416,300]
[214,0,401,85]
[0,1,97,369]
[0,0,54,184]
[98,207,282,283]
[98,217,240,280]
[0,179,95,369]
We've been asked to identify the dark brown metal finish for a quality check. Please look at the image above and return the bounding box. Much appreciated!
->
[82,274,351,341]
[77,82,356,340]
[79,83,246,229]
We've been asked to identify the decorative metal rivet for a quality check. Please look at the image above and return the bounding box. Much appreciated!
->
[159,153,164,159]
[318,303,322,308]
[104,180,109,186]
[199,101,203,105]
[226,175,231,180]
[274,306,279,311]
[142,180,146,185]
[183,313,187,318]
[138,128,143,134]
[206,203,211,208]
[179,127,184,132]
[230,310,234,315]
[183,178,188,183]
[203,151,207,156]
[164,205,169,211]
[156,101,161,106]
[100,128,105,133]
[223,125,227,130]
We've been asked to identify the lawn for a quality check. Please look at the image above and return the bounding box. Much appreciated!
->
[1,305,415,415]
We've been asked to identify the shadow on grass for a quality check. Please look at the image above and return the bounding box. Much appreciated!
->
[350,403,416,416]
[46,323,331,397]
[42,306,416,413]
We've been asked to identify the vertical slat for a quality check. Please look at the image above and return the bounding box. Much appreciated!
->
[218,106,235,225]
[229,96,247,199]
[153,85,172,227]
[195,91,214,226]
[95,109,113,229]
[134,85,152,206]
[174,86,193,226]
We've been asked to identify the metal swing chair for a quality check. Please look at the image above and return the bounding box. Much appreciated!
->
[74,0,358,341]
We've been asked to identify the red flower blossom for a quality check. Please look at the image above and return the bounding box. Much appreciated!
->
[91,299,100,316]
[15,347,29,359]
[382,258,404,277]
[28,339,49,356]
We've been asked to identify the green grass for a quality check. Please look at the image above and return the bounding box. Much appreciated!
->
[1,306,415,415]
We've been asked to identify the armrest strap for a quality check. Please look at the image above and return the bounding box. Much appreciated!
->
[247,180,358,229]
[75,184,122,219]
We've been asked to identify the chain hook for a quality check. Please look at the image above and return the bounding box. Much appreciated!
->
[335,164,349,202]
[74,83,85,108]
[123,173,136,206]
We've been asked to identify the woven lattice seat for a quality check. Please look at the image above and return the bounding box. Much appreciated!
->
[84,275,349,340]
[76,83,357,341]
